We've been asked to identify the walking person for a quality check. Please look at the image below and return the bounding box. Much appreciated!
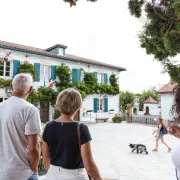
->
[0,73,42,180]
[152,117,172,152]
[42,88,102,180]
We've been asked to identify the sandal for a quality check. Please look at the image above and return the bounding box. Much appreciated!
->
[152,149,158,152]
[168,148,172,152]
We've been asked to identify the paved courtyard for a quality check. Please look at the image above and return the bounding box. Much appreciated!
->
[40,122,179,180]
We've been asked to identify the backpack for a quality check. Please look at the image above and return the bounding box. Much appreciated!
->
[162,124,168,135]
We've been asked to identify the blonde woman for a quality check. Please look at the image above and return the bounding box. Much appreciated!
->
[152,118,171,152]
[42,88,102,180]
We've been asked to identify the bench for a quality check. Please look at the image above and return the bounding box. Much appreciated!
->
[96,118,109,123]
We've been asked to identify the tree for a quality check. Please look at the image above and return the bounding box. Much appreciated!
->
[128,0,180,83]
[120,91,135,112]
[63,0,97,7]
[138,88,160,111]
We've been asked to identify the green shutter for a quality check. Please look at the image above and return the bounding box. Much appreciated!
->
[104,73,108,84]
[72,69,81,84]
[94,98,98,113]
[13,60,20,77]
[94,72,97,78]
[34,63,40,82]
[51,65,56,81]
[104,98,108,112]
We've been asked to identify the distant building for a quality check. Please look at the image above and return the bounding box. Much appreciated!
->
[143,97,161,116]
[158,83,176,120]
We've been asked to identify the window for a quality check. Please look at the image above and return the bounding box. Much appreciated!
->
[59,48,64,55]
[0,61,11,77]
[40,65,51,81]
[97,73,104,84]
[97,99,104,112]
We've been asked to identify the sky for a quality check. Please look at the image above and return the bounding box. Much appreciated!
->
[0,0,170,93]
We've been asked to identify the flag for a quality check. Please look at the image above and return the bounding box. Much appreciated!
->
[70,0,76,7]
[49,78,54,88]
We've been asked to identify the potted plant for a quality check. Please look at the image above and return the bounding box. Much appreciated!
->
[112,115,122,123]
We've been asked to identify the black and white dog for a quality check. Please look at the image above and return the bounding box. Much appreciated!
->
[129,143,148,154]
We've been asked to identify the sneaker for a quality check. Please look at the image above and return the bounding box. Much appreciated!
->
[168,148,172,152]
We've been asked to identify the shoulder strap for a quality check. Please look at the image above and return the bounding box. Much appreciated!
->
[77,123,81,153]
[77,123,93,180]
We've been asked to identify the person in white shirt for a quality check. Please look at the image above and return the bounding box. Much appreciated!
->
[168,84,180,180]
[0,73,42,180]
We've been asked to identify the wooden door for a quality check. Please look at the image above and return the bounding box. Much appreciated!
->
[40,102,49,123]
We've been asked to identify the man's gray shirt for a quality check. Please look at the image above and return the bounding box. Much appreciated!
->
[0,96,42,180]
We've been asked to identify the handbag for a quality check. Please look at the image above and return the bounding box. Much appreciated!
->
[77,123,93,180]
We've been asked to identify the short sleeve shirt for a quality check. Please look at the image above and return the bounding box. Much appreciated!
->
[43,121,92,169]
[0,96,42,180]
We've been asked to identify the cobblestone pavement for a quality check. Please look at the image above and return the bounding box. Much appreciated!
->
[40,122,179,180]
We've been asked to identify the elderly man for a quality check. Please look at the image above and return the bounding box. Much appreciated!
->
[0,73,42,180]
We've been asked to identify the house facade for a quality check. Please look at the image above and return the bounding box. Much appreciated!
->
[0,40,126,122]
[143,96,161,116]
[158,83,176,120]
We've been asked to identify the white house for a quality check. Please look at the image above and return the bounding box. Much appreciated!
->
[143,97,161,116]
[0,40,126,122]
[158,83,176,120]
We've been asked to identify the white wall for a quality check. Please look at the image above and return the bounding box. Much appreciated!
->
[160,93,174,120]
[0,88,6,98]
[0,48,120,95]
[0,48,121,122]
[80,94,119,122]
[143,103,161,116]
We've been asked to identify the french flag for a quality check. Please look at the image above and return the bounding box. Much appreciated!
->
[49,78,54,88]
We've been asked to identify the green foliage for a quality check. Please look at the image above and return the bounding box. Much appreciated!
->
[128,0,180,82]
[27,89,39,106]
[109,74,118,87]
[63,0,98,6]
[19,61,37,80]
[128,0,144,18]
[56,64,72,83]
[37,87,57,106]
[112,116,122,123]
[0,78,12,88]
[38,135,46,175]
[120,91,135,112]
[27,63,120,106]
[138,89,160,111]
[84,72,98,85]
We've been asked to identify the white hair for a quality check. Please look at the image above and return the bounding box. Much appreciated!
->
[12,73,33,91]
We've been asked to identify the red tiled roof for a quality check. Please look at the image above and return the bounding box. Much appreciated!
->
[0,40,126,71]
[158,83,176,93]
[66,54,125,70]
[144,97,158,104]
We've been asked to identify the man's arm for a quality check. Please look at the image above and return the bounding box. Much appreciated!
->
[27,134,40,173]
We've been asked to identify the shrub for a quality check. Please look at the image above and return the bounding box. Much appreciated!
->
[38,136,46,175]
[112,116,122,123]
[38,123,46,175]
